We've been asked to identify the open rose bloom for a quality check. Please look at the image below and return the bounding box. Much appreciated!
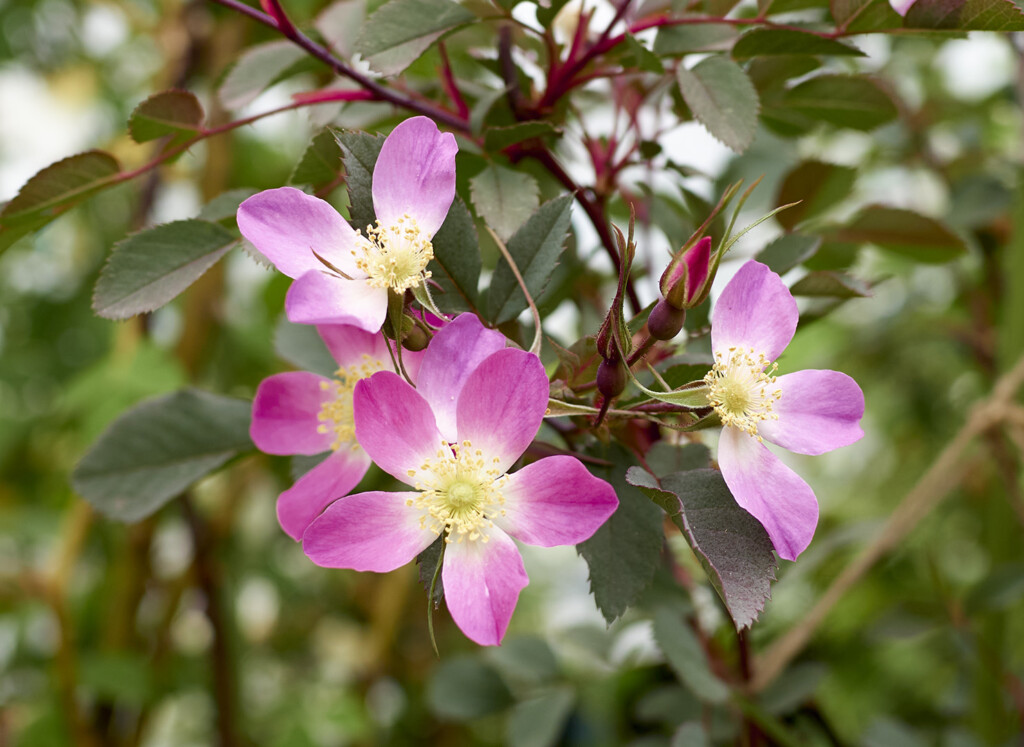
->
[250,325,423,541]
[302,314,619,645]
[237,116,457,333]
[703,261,865,560]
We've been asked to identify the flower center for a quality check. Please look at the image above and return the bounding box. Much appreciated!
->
[353,214,433,293]
[316,355,385,451]
[406,440,508,543]
[703,347,782,441]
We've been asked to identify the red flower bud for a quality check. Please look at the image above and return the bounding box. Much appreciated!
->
[660,235,712,310]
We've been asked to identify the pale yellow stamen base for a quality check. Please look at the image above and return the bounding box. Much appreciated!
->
[704,347,782,441]
[353,213,433,293]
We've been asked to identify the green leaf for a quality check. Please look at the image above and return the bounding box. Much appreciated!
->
[487,194,573,324]
[652,607,731,703]
[128,90,204,143]
[676,56,759,154]
[831,0,902,30]
[429,196,481,312]
[577,447,664,624]
[92,220,238,319]
[72,389,253,522]
[904,0,1024,29]
[644,442,711,477]
[197,188,257,224]
[426,657,513,721]
[470,164,540,242]
[833,205,967,263]
[273,315,337,377]
[483,122,560,152]
[747,56,821,93]
[672,722,712,747]
[731,28,865,58]
[506,687,575,747]
[781,75,897,131]
[653,24,737,55]
[354,0,475,76]
[0,151,121,250]
[290,129,343,190]
[776,160,857,230]
[218,40,306,110]
[756,234,822,274]
[628,468,777,630]
[790,270,871,298]
[486,637,560,685]
[622,33,665,74]
[314,0,366,58]
[334,129,385,230]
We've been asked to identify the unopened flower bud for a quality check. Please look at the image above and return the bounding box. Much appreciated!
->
[647,298,686,341]
[402,324,430,351]
[597,357,627,401]
[661,235,713,310]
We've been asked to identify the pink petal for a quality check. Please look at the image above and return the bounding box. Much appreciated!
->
[718,427,819,561]
[495,456,618,546]
[711,261,798,361]
[237,187,358,279]
[758,369,865,456]
[684,236,712,303]
[277,448,372,540]
[285,271,388,332]
[353,371,444,485]
[316,324,382,369]
[442,529,528,646]
[455,349,550,474]
[372,117,458,237]
[251,372,334,455]
[416,314,506,442]
[302,490,435,571]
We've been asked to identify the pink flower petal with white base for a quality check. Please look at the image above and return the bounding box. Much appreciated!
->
[302,491,434,572]
[353,372,445,485]
[711,261,798,361]
[442,529,528,646]
[250,371,334,456]
[238,187,358,279]
[495,456,618,546]
[316,324,424,381]
[372,117,458,236]
[417,314,506,441]
[718,427,819,561]
[455,348,550,473]
[285,271,387,332]
[276,448,372,541]
[758,370,865,456]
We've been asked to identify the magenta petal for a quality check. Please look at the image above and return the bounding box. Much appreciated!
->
[251,372,334,455]
[237,187,358,278]
[302,490,435,571]
[353,372,444,485]
[372,117,457,237]
[684,236,712,302]
[286,271,387,332]
[758,369,865,456]
[417,314,506,442]
[455,349,549,473]
[711,261,798,361]
[496,456,618,546]
[718,427,819,561]
[277,448,372,540]
[442,529,528,646]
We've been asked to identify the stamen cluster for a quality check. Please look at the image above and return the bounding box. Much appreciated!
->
[406,439,507,543]
[704,347,782,441]
[354,214,434,293]
[316,355,384,450]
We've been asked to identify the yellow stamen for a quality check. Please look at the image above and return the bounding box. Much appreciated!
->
[316,355,385,451]
[703,346,782,441]
[353,213,433,293]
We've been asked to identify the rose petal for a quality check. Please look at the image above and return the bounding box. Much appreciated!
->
[251,372,334,455]
[416,314,506,442]
[711,261,798,361]
[455,349,549,473]
[302,490,434,572]
[718,426,819,561]
[495,456,618,546]
[758,369,865,455]
[286,271,388,332]
[354,371,444,485]
[442,528,528,646]
[277,448,372,540]
[238,187,358,278]
[372,117,457,237]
